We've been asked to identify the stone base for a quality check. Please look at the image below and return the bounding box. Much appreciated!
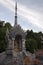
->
[0,52,26,65]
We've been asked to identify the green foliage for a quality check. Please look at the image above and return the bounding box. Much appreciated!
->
[4,22,12,30]
[25,30,42,53]
[0,27,6,52]
[0,22,12,53]
[25,38,38,53]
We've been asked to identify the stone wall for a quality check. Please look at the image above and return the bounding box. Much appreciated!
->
[0,52,6,63]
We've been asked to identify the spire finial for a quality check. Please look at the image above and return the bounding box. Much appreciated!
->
[14,1,17,25]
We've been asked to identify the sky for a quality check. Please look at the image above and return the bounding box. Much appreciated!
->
[0,0,43,32]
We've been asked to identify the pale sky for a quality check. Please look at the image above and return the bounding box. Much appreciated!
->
[0,0,43,32]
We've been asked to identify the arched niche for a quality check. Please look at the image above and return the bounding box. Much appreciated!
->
[14,34,22,52]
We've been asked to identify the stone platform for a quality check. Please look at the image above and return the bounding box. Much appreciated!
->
[0,52,26,65]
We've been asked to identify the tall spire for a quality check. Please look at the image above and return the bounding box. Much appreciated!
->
[14,2,17,25]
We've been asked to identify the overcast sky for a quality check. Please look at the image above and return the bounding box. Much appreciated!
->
[0,0,43,32]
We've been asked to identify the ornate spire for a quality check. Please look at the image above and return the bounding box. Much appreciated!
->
[14,2,17,25]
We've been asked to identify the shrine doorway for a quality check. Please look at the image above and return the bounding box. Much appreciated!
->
[14,35,22,52]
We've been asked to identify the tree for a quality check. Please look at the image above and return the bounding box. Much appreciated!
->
[25,38,38,53]
[4,22,12,30]
[0,27,6,52]
[0,22,12,53]
[26,30,42,50]
[26,30,34,39]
